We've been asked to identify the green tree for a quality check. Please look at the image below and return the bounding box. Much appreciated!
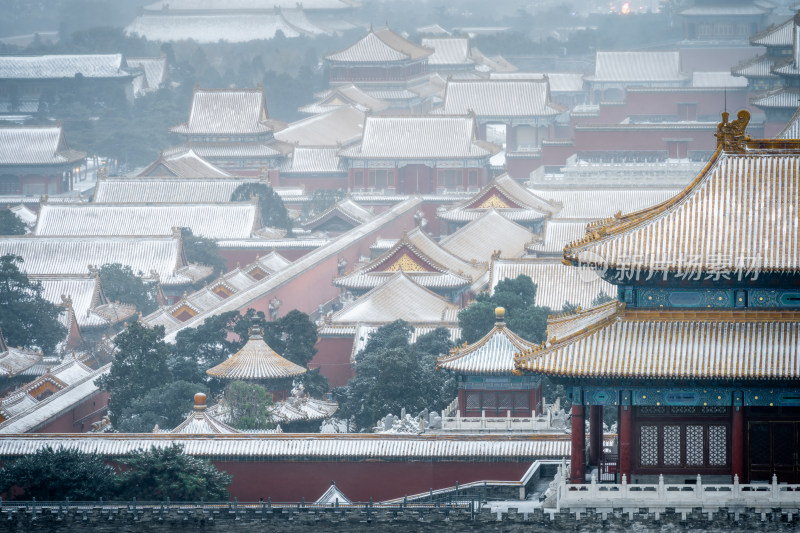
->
[230,182,292,233]
[97,263,158,315]
[235,309,318,368]
[0,210,27,235]
[591,292,616,306]
[334,321,455,430]
[0,254,66,354]
[458,275,550,344]
[169,310,241,393]
[116,444,231,501]
[0,447,117,501]
[115,380,209,433]
[300,367,329,398]
[225,381,273,430]
[179,228,227,279]
[97,322,171,425]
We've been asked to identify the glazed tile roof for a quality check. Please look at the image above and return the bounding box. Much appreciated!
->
[270,395,339,423]
[588,51,686,83]
[137,149,232,178]
[691,71,749,88]
[328,272,460,325]
[0,54,131,79]
[168,143,284,159]
[0,236,211,287]
[516,303,800,380]
[439,173,559,224]
[0,334,41,379]
[126,12,306,43]
[0,433,578,459]
[340,115,497,160]
[298,84,389,115]
[8,204,37,226]
[280,147,346,174]
[35,276,136,329]
[302,198,374,231]
[421,37,472,66]
[563,131,800,273]
[94,177,261,203]
[679,4,769,15]
[333,234,472,291]
[325,27,433,63]
[0,126,85,166]
[34,202,259,240]
[489,258,616,311]
[532,188,681,221]
[732,54,778,78]
[434,79,566,117]
[127,57,167,96]
[274,106,365,147]
[751,17,793,47]
[170,395,238,434]
[489,72,585,92]
[405,227,487,280]
[206,328,307,381]
[438,310,534,374]
[440,209,532,263]
[170,88,275,135]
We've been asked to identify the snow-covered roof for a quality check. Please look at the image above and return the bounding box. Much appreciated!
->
[137,149,232,178]
[270,395,339,423]
[280,147,346,175]
[0,125,85,166]
[0,235,211,287]
[299,85,389,115]
[34,202,259,240]
[777,106,800,139]
[127,56,167,96]
[434,79,565,117]
[325,27,432,63]
[170,393,238,434]
[340,115,497,160]
[565,130,800,273]
[316,482,351,504]
[490,72,585,92]
[691,71,749,88]
[588,51,686,83]
[440,209,532,263]
[142,0,355,12]
[732,54,778,78]
[350,324,460,362]
[532,188,681,221]
[275,106,365,147]
[0,333,41,379]
[94,177,262,203]
[8,204,37,226]
[517,303,800,381]
[206,327,306,381]
[439,173,559,224]
[35,276,136,329]
[489,258,615,311]
[0,54,131,79]
[126,12,312,43]
[0,433,577,459]
[302,198,374,231]
[171,88,274,136]
[526,220,587,256]
[0,362,108,434]
[751,17,793,47]
[421,37,472,66]
[328,272,460,325]
[438,308,534,375]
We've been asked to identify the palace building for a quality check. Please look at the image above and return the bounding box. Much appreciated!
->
[516,111,800,485]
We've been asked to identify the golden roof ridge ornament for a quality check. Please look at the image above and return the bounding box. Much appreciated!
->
[715,110,750,153]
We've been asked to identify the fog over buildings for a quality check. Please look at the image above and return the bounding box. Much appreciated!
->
[0,0,799,523]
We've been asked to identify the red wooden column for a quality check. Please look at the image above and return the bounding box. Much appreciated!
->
[589,405,603,466]
[570,404,586,484]
[731,392,744,482]
[618,401,632,483]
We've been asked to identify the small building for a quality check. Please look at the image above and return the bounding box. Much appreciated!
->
[0,125,85,195]
[137,149,232,178]
[206,325,307,402]
[169,87,287,174]
[298,84,389,115]
[302,198,374,235]
[168,393,239,435]
[339,115,499,194]
[439,209,533,264]
[678,0,770,42]
[438,307,542,421]
[127,56,167,97]
[584,51,689,103]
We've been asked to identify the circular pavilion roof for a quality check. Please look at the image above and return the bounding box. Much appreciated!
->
[206,328,307,381]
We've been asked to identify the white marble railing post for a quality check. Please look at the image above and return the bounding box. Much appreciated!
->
[657,474,665,498]
[695,474,702,499]
[733,474,740,499]
[589,471,598,498]
[771,474,779,501]
[621,474,628,499]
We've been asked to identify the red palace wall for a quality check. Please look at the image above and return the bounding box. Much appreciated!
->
[679,46,762,74]
[34,390,109,434]
[219,248,314,271]
[311,337,356,387]
[623,89,750,119]
[217,459,533,501]
[275,174,349,192]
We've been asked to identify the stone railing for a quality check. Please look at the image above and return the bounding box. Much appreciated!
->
[440,398,554,431]
[551,464,800,520]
